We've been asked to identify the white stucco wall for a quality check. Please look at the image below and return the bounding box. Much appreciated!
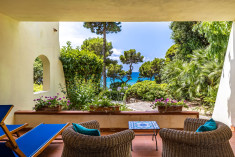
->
[213,22,235,127]
[0,13,65,124]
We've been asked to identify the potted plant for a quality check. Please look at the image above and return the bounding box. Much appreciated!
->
[89,97,120,112]
[150,98,187,113]
[33,93,70,111]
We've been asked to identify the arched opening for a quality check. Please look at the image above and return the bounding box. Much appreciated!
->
[33,55,50,92]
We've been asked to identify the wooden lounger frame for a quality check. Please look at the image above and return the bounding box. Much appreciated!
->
[0,123,28,140]
[0,105,69,157]
[32,123,69,157]
[0,105,26,156]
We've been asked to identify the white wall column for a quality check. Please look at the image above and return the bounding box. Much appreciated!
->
[0,13,65,124]
[213,22,235,127]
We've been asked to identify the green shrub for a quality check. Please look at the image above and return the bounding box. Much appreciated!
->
[100,90,125,101]
[61,80,98,110]
[90,97,114,107]
[124,80,170,101]
[100,90,119,101]
[100,84,130,101]
[60,41,103,86]
[110,82,123,90]
[60,41,103,110]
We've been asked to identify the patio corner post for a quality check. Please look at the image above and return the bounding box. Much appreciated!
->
[213,22,235,128]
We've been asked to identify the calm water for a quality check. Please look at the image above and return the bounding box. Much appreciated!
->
[102,72,151,87]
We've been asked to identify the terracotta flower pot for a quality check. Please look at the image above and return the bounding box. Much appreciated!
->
[90,106,120,112]
[36,105,62,112]
[158,105,182,113]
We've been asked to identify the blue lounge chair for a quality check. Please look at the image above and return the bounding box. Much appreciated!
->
[0,105,69,157]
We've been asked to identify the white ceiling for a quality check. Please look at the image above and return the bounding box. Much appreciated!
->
[0,0,235,21]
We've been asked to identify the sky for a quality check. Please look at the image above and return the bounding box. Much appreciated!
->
[59,22,174,72]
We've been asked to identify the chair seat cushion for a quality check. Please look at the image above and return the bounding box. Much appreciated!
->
[196,118,217,132]
[72,123,100,136]
[15,123,68,157]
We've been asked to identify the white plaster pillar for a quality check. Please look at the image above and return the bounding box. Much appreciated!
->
[213,22,235,127]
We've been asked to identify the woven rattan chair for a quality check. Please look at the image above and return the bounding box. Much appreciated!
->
[159,118,234,157]
[62,120,135,157]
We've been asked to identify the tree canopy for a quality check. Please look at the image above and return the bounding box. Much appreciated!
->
[193,21,232,63]
[120,49,144,81]
[139,61,153,80]
[139,58,165,82]
[80,37,117,66]
[170,22,209,60]
[83,22,122,35]
[60,41,103,85]
[151,58,165,83]
[165,44,179,62]
[107,63,126,83]
[81,37,113,57]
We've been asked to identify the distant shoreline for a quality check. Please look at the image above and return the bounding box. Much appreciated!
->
[101,72,152,87]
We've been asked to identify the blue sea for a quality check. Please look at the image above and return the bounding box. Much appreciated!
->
[102,72,151,87]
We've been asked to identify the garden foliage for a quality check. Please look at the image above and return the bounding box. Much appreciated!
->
[107,64,126,83]
[33,94,70,111]
[33,57,43,85]
[100,84,130,101]
[60,41,103,84]
[124,80,169,101]
[161,21,232,113]
[33,84,43,92]
[81,37,113,58]
[81,37,117,66]
[60,80,98,110]
[139,58,165,83]
[170,21,209,61]
[60,41,103,109]
[165,44,178,62]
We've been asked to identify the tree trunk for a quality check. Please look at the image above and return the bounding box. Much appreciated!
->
[102,23,107,90]
[126,63,133,83]
[130,63,133,72]
[129,63,133,79]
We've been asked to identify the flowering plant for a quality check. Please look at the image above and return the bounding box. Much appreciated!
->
[91,96,117,108]
[150,98,187,109]
[34,93,70,111]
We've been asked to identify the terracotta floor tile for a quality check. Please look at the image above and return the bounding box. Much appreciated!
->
[21,131,235,157]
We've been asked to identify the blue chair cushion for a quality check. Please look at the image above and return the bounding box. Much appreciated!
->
[15,123,68,157]
[72,123,100,136]
[196,118,217,132]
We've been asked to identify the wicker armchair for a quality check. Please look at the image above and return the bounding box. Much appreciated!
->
[62,120,135,157]
[160,118,234,157]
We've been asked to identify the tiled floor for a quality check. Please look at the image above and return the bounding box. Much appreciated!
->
[37,131,235,157]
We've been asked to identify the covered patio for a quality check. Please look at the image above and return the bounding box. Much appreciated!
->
[37,131,235,157]
[1,0,235,156]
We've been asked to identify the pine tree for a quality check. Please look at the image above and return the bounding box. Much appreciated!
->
[83,22,121,89]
